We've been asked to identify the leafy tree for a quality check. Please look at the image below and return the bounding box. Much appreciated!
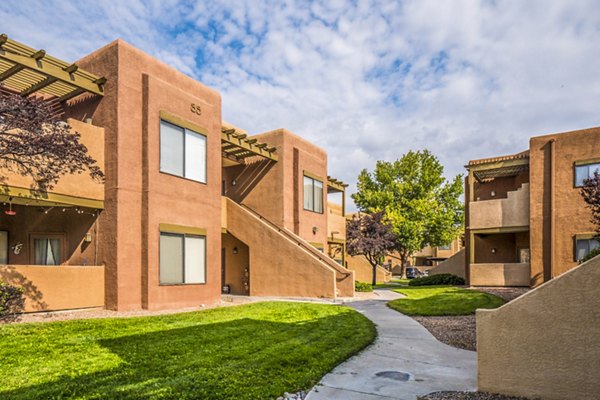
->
[346,211,397,286]
[581,171,600,238]
[0,92,104,190]
[352,150,464,268]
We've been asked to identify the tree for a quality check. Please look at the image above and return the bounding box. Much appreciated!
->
[0,92,104,191]
[346,211,397,286]
[581,171,600,237]
[352,150,464,268]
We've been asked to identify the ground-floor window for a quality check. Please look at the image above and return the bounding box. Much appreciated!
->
[30,234,64,265]
[0,231,7,264]
[575,237,600,261]
[160,232,206,284]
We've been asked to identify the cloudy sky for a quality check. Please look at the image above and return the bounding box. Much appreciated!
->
[2,1,600,210]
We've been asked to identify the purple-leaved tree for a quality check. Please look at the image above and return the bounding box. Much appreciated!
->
[346,211,397,286]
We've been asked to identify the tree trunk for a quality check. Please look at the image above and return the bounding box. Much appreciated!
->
[372,263,377,286]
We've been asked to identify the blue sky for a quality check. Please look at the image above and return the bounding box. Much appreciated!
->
[2,1,600,210]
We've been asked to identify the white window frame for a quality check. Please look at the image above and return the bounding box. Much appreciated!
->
[303,175,324,214]
[574,162,600,188]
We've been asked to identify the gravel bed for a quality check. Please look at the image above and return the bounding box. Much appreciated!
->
[418,390,539,400]
[277,390,306,399]
[412,287,530,351]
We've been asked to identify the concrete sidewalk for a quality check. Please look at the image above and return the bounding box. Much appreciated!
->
[306,289,476,400]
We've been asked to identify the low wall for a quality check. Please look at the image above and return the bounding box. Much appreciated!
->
[429,249,465,278]
[470,263,529,286]
[477,256,600,399]
[346,255,391,283]
[0,265,105,312]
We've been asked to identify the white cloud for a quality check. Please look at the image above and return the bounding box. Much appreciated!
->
[2,0,600,210]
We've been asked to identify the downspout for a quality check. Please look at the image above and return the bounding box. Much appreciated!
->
[549,139,556,281]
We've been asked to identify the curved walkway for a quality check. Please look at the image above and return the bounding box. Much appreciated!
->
[306,289,476,400]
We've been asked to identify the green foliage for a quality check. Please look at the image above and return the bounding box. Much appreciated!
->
[408,274,465,286]
[355,281,373,292]
[387,286,505,316]
[352,150,464,264]
[0,302,376,399]
[0,281,24,323]
[580,246,600,263]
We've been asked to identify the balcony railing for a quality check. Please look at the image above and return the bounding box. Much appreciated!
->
[469,184,529,230]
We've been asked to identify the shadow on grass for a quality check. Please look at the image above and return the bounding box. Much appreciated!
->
[1,311,375,400]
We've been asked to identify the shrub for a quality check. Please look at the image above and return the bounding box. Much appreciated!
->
[355,281,373,292]
[0,281,25,323]
[580,246,600,264]
[408,273,465,287]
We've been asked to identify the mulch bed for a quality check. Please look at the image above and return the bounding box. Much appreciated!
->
[418,391,539,400]
[412,287,529,351]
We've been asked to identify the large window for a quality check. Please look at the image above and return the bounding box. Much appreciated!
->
[303,175,323,213]
[160,120,207,183]
[31,234,64,265]
[575,162,600,187]
[575,237,600,261]
[160,232,206,284]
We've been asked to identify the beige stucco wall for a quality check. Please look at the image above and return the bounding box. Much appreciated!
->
[470,263,529,286]
[477,255,600,399]
[225,198,353,298]
[346,255,391,283]
[469,184,529,230]
[428,249,466,278]
[0,265,104,312]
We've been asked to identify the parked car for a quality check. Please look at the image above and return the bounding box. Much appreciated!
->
[405,267,418,279]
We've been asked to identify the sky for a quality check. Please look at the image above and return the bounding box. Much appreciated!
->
[2,1,600,210]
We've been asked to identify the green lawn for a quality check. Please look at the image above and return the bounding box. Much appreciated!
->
[387,286,505,316]
[0,302,375,400]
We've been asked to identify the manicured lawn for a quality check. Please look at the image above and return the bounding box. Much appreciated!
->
[0,302,375,400]
[387,286,505,316]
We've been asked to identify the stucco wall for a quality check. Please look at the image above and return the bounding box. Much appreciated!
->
[469,184,529,230]
[529,127,600,286]
[225,198,354,298]
[470,263,530,286]
[0,265,104,312]
[477,256,600,399]
[429,249,466,278]
[346,255,391,283]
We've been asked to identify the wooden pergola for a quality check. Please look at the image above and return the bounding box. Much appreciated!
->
[0,34,105,102]
[221,124,277,164]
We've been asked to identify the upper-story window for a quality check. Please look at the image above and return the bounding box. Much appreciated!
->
[160,120,207,183]
[575,237,599,261]
[303,175,323,213]
[574,162,600,187]
[438,244,451,250]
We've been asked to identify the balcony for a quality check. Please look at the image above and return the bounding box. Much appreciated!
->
[469,183,529,230]
[470,263,530,287]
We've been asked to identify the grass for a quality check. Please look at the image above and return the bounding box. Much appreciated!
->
[387,286,505,316]
[0,302,376,400]
[391,278,409,285]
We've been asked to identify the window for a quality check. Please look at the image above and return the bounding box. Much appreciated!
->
[31,234,64,265]
[303,175,323,213]
[438,244,451,250]
[160,120,207,183]
[160,232,206,284]
[575,237,600,261]
[574,162,600,187]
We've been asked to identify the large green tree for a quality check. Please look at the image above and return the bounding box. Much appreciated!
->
[352,150,464,268]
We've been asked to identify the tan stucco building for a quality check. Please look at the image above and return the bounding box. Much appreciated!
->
[465,127,600,287]
[0,35,354,312]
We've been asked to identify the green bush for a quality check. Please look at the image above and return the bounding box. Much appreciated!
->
[580,246,600,264]
[408,273,465,287]
[0,281,25,323]
[355,281,373,292]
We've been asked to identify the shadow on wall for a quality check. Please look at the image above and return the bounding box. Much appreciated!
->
[0,309,375,399]
[0,265,47,310]
[224,158,275,203]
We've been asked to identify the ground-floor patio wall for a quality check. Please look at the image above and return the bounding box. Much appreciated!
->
[346,254,391,283]
[0,265,104,312]
[470,263,530,286]
[477,256,600,399]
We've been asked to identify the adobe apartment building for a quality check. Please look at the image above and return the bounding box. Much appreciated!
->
[0,35,353,312]
[465,127,600,287]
